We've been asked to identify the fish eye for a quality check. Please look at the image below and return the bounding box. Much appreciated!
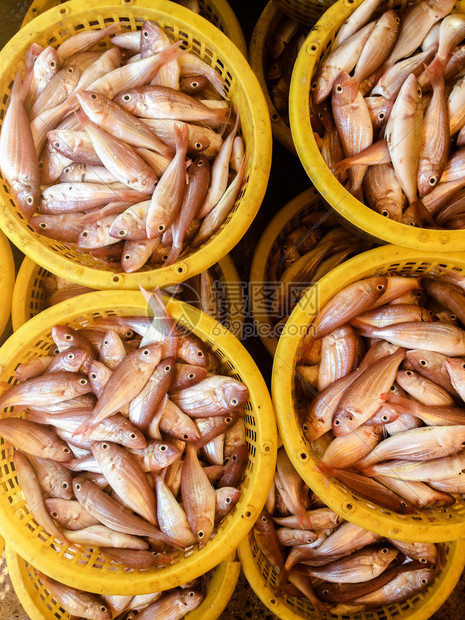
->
[101,606,108,612]
[231,398,238,406]
[311,81,317,90]
[378,112,385,120]
[197,351,204,357]
[188,591,195,597]
[381,210,389,217]
[191,81,199,88]
[54,141,60,149]
[420,359,427,366]
[194,142,202,149]
[102,443,109,449]
[79,378,88,385]
[381,547,388,553]
[54,348,59,354]
[39,222,48,229]
[124,253,131,260]
[104,339,109,345]
[451,314,457,320]
[143,29,149,38]
[50,61,56,68]
[417,89,422,96]
[62,482,68,488]
[38,161,44,168]
[118,229,127,237]
[67,67,73,73]
[336,85,343,92]
[142,349,150,356]
[82,231,89,237]
[322,589,329,596]
[226,417,232,423]
[51,511,58,518]
[429,176,437,186]
[377,284,384,290]
[63,447,70,453]
[123,94,131,102]
[225,496,231,504]
[198,530,204,538]
[125,330,133,338]
[261,515,267,523]
[188,373,195,379]
[160,444,167,451]
[65,334,72,340]
[406,370,413,376]
[26,195,34,205]
[334,419,340,425]
[158,224,165,232]
[75,483,81,490]
[198,159,205,166]
[91,93,97,100]
[165,364,171,371]
[67,353,74,360]
[303,423,308,431]
[64,167,70,173]
[129,433,137,439]
[420,558,427,563]
[183,434,189,439]
[421,578,427,584]
[382,415,388,421]
[91,373,97,379]
[390,385,396,391]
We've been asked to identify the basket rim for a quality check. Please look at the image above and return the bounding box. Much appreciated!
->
[248,1,296,155]
[272,244,465,542]
[0,0,272,290]
[5,544,241,620]
[289,0,465,252]
[20,0,248,57]
[0,289,277,593]
[0,231,14,339]
[250,187,318,356]
[238,532,465,620]
[11,254,245,337]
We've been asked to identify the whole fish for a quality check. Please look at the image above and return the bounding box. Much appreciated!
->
[130,439,181,473]
[92,441,158,525]
[40,183,148,214]
[38,573,111,619]
[144,118,222,158]
[135,589,203,620]
[353,567,435,605]
[64,524,148,549]
[57,23,121,61]
[396,369,454,406]
[362,449,465,481]
[318,325,358,391]
[253,508,284,572]
[171,375,248,417]
[321,424,383,469]
[332,348,405,435]
[363,164,405,221]
[375,475,455,508]
[0,69,40,218]
[128,358,174,430]
[275,449,312,529]
[114,84,232,125]
[145,122,188,238]
[154,474,196,547]
[333,0,381,47]
[14,451,67,543]
[101,547,178,569]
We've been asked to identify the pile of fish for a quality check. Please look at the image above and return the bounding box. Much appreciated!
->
[296,270,465,512]
[311,0,465,228]
[36,569,205,619]
[252,448,441,613]
[0,288,249,567]
[264,12,308,125]
[264,208,370,338]
[0,20,246,272]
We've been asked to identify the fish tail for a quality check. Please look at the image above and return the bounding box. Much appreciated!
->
[174,121,189,151]
[164,240,182,267]
[71,418,94,438]
[425,57,444,88]
[330,158,351,175]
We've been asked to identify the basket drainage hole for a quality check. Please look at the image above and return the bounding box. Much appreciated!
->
[344,502,354,512]
[245,510,252,518]
[58,6,67,13]
[299,451,307,461]
[177,266,185,273]
[270,599,277,606]
[310,45,317,52]
[113,275,120,282]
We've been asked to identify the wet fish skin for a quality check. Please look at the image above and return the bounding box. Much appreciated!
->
[130,439,181,473]
[171,375,249,417]
[45,498,100,530]
[253,508,284,571]
[64,524,149,549]
[38,572,111,620]
[154,474,196,547]
[0,418,73,461]
[101,546,178,568]
[29,455,73,500]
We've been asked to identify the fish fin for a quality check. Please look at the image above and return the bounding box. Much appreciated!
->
[425,57,444,87]
[330,158,351,175]
[313,463,331,489]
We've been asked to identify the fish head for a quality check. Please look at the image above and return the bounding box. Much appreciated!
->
[72,475,91,500]
[179,590,203,612]
[418,166,441,198]
[332,410,357,436]
[12,177,40,219]
[403,73,423,108]
[193,514,215,547]
[410,567,436,589]
[332,71,359,106]
[44,497,68,521]
[137,344,163,367]
[140,20,167,56]
[117,419,147,449]
[108,212,133,240]
[221,380,249,412]
[89,360,111,394]
[216,486,241,517]
[365,96,392,129]
[179,334,209,367]
[373,544,399,568]
[180,73,210,95]
[52,325,79,351]
[113,89,139,113]
[35,46,59,82]
[75,90,107,116]
[57,347,87,372]
[189,154,210,180]
[77,222,106,249]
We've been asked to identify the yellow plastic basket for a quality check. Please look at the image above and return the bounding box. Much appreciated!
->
[238,530,465,620]
[11,254,245,338]
[0,0,271,290]
[0,290,276,594]
[273,0,336,26]
[5,546,240,620]
[249,2,297,154]
[290,0,465,252]
[0,232,15,340]
[250,187,330,356]
[20,0,248,57]
[272,245,465,542]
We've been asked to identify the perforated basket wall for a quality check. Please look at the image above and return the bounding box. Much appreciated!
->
[249,2,297,154]
[0,232,14,340]
[272,245,465,542]
[5,546,241,620]
[250,187,332,356]
[273,0,336,26]
[290,0,465,252]
[238,531,465,620]
[20,0,247,56]
[0,290,276,594]
[11,254,245,338]
[0,0,271,290]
